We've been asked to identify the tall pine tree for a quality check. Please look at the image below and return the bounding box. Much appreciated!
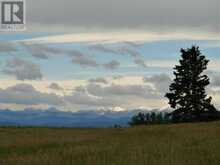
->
[165,46,219,122]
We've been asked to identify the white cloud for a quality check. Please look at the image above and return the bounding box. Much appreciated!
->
[83,83,160,99]
[63,82,163,109]
[22,32,220,45]
[0,74,218,110]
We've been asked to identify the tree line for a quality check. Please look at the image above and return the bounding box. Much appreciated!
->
[129,112,171,126]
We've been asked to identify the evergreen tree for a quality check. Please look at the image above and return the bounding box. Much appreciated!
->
[129,111,171,126]
[165,46,219,122]
[129,112,146,126]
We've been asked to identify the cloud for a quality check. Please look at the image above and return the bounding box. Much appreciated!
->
[48,83,63,91]
[24,32,220,45]
[3,58,43,80]
[64,82,161,107]
[0,41,17,53]
[123,41,143,48]
[22,45,102,69]
[67,50,108,68]
[65,91,117,107]
[65,85,118,107]
[23,44,121,70]
[212,89,220,95]
[22,44,63,59]
[117,47,148,68]
[0,76,168,109]
[118,47,140,57]
[134,58,147,68]
[211,74,220,87]
[112,75,123,80]
[86,83,159,99]
[89,45,147,68]
[67,50,85,57]
[103,60,120,70]
[27,0,219,34]
[143,74,171,93]
[89,44,118,54]
[0,84,63,105]
[21,43,147,69]
[71,53,99,68]
[204,71,220,87]
[88,77,108,84]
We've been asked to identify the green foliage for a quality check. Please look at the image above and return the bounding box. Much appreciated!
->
[165,46,219,122]
[129,112,170,126]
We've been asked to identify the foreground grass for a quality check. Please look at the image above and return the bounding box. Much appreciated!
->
[0,121,220,165]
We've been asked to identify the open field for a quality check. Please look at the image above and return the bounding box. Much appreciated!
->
[0,121,220,165]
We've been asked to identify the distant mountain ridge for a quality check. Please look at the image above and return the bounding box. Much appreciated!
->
[0,107,171,128]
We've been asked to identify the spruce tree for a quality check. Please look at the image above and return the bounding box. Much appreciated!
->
[165,46,218,122]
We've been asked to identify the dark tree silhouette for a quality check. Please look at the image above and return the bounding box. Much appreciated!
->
[129,112,146,126]
[129,112,170,126]
[165,46,219,122]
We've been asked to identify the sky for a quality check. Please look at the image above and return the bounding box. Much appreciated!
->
[0,0,219,111]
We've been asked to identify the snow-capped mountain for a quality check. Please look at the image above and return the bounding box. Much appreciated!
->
[0,107,171,128]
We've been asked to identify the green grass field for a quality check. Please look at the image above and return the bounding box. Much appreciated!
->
[0,121,220,165]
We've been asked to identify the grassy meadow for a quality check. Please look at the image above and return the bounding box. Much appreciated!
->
[0,121,220,165]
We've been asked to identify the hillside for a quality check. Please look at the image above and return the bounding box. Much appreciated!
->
[0,121,220,165]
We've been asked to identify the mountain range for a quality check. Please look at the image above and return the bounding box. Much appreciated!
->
[0,107,171,128]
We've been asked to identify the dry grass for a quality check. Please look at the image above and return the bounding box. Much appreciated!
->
[0,121,220,165]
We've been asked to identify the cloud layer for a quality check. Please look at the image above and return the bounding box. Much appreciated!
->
[0,84,63,105]
[27,0,219,33]
[3,58,43,80]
